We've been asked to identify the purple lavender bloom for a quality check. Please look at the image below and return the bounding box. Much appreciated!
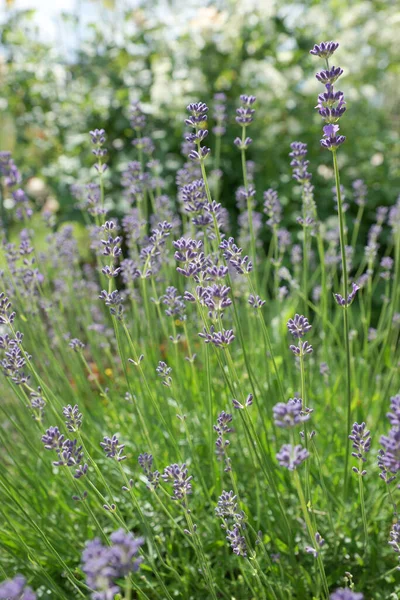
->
[82,530,144,600]
[330,590,364,600]
[185,102,208,126]
[0,293,16,325]
[273,397,312,428]
[379,429,400,476]
[138,453,160,490]
[353,179,367,207]
[289,142,312,183]
[69,338,85,352]
[349,422,371,475]
[287,314,312,338]
[316,66,344,84]
[109,529,144,575]
[215,490,241,519]
[264,189,282,228]
[289,341,313,357]
[130,100,146,130]
[226,523,247,557]
[388,521,400,570]
[214,411,233,468]
[276,444,309,470]
[156,361,172,387]
[333,282,360,307]
[213,93,227,136]
[235,95,256,126]
[387,395,400,428]
[310,41,339,58]
[42,426,65,451]
[219,237,253,275]
[305,532,325,558]
[0,576,36,600]
[199,326,235,348]
[248,294,265,309]
[162,463,193,502]
[63,404,83,432]
[100,434,126,462]
[321,124,346,150]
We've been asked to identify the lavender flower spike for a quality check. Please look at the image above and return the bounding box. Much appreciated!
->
[334,282,360,307]
[287,314,312,338]
[0,576,36,600]
[310,41,339,59]
[330,590,364,600]
[276,444,309,470]
[349,422,371,475]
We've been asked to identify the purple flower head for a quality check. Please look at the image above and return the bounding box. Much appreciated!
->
[330,590,364,600]
[0,576,36,600]
[130,100,146,130]
[162,463,193,502]
[349,422,371,475]
[287,314,312,338]
[138,453,160,490]
[353,179,367,207]
[264,188,282,227]
[289,142,312,183]
[289,340,313,357]
[185,102,209,127]
[109,529,144,575]
[199,326,235,348]
[310,41,339,59]
[334,282,360,307]
[82,529,144,599]
[321,123,346,150]
[156,360,172,387]
[63,404,83,432]
[387,394,400,428]
[226,523,247,557]
[317,87,346,122]
[215,490,243,520]
[273,397,312,428]
[0,293,16,325]
[379,428,400,476]
[388,521,400,569]
[69,338,85,352]
[42,426,65,451]
[248,294,265,309]
[316,66,343,84]
[276,444,309,470]
[213,93,227,136]
[100,434,126,462]
[214,411,233,441]
[235,95,256,126]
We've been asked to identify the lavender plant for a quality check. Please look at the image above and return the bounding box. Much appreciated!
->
[0,40,398,600]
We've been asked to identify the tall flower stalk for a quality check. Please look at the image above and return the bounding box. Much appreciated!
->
[311,41,353,497]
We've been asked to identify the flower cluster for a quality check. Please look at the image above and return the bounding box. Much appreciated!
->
[82,529,144,599]
[138,453,160,490]
[276,444,309,471]
[287,314,313,357]
[162,463,193,504]
[214,411,233,471]
[185,102,210,162]
[273,397,312,429]
[310,41,346,150]
[333,282,360,307]
[0,576,36,600]
[379,395,400,483]
[42,426,87,479]
[100,434,127,462]
[349,422,371,476]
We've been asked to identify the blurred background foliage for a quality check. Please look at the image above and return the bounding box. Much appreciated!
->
[0,0,399,237]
